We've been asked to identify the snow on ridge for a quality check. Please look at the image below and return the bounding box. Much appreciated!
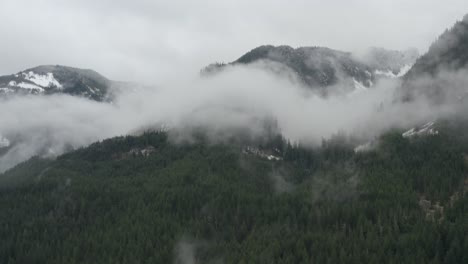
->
[354,141,373,153]
[353,78,367,92]
[22,71,62,88]
[348,78,368,97]
[243,146,282,161]
[16,82,45,92]
[7,72,57,93]
[375,69,398,78]
[375,64,412,78]
[85,85,97,94]
[402,121,439,138]
[396,64,412,77]
[402,128,416,138]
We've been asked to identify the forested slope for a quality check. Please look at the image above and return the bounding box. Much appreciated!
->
[1,120,467,263]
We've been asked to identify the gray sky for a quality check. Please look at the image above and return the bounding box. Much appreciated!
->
[1,0,467,83]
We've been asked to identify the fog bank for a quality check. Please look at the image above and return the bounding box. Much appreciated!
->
[0,63,464,172]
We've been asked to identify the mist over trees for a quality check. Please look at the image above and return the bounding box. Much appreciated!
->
[1,4,468,264]
[1,118,467,263]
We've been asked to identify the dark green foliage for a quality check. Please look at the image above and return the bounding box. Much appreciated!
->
[0,124,467,263]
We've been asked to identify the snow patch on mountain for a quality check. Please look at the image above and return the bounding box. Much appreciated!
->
[375,64,413,78]
[354,142,371,153]
[353,78,368,92]
[397,65,412,77]
[243,146,282,161]
[16,82,45,92]
[354,139,379,153]
[6,80,45,92]
[347,78,369,97]
[375,70,397,78]
[22,71,62,88]
[402,121,439,138]
[0,65,120,101]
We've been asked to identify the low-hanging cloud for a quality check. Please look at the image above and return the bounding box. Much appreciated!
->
[0,63,465,172]
[2,0,468,84]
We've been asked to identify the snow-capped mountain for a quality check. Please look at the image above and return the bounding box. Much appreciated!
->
[0,65,122,101]
[203,45,419,95]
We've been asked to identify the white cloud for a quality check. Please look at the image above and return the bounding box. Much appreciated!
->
[2,62,462,172]
[1,0,467,83]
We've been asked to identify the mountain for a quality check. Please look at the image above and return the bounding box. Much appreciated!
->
[0,65,125,101]
[401,14,468,102]
[0,65,139,171]
[203,45,418,95]
[357,47,419,78]
[0,120,467,263]
[3,14,468,264]
[406,14,468,78]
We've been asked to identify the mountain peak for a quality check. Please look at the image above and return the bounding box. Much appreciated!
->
[203,45,417,96]
[400,14,468,103]
[358,47,419,73]
[25,65,108,81]
[0,65,112,101]
[407,15,468,78]
[230,44,376,93]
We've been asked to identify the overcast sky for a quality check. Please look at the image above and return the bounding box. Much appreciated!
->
[1,0,467,83]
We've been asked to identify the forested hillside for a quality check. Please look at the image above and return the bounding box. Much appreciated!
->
[401,15,468,102]
[1,118,467,263]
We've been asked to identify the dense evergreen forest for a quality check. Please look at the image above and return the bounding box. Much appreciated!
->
[0,116,467,264]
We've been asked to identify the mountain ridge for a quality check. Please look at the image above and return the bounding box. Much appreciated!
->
[203,45,419,95]
[0,65,120,101]
[400,14,468,102]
